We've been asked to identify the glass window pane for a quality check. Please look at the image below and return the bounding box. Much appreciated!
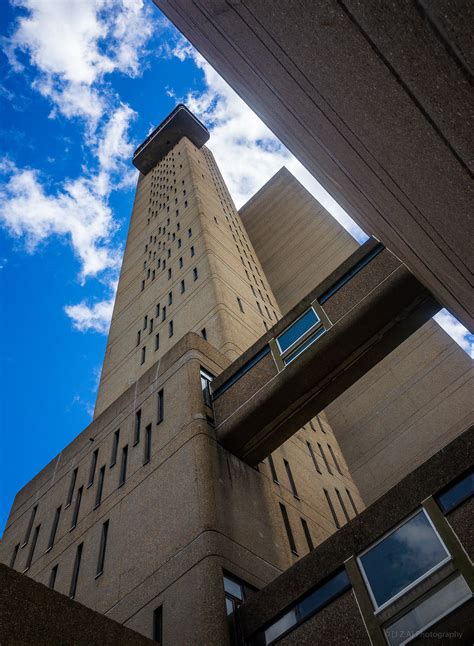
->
[264,609,298,644]
[224,575,244,600]
[436,471,473,513]
[283,326,326,365]
[225,597,235,616]
[385,575,471,645]
[299,569,350,619]
[277,309,319,354]
[359,510,450,609]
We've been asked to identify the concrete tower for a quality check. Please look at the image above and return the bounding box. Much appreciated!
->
[1,106,363,645]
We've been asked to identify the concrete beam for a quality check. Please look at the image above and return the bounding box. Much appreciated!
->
[212,243,439,464]
[153,0,473,330]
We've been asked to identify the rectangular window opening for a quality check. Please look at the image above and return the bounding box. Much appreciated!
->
[110,430,120,467]
[69,542,83,599]
[96,519,109,577]
[279,503,298,555]
[284,459,299,499]
[324,489,340,529]
[144,424,152,464]
[157,389,164,424]
[301,518,314,551]
[134,409,142,446]
[119,446,128,487]
[95,465,105,509]
[47,506,62,551]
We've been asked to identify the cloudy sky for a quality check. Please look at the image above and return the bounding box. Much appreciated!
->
[0,0,472,533]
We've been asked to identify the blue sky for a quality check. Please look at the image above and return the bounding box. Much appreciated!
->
[0,0,472,535]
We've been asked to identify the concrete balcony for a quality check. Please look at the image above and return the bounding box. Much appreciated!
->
[212,239,440,464]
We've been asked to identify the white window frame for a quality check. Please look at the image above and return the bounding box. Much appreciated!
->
[357,508,451,613]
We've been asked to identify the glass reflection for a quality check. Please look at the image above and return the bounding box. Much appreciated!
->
[359,510,450,609]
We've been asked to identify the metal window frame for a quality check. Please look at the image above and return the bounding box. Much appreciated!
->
[357,508,452,613]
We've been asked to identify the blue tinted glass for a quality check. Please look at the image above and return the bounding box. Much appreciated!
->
[436,472,473,513]
[360,511,449,608]
[283,327,326,365]
[299,569,350,618]
[277,309,319,353]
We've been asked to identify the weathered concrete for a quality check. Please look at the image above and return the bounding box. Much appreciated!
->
[153,0,474,330]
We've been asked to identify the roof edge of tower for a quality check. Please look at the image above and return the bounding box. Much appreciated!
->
[132,104,210,175]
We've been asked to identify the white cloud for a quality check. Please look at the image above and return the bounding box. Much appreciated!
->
[65,295,115,334]
[171,41,367,242]
[4,0,154,127]
[434,310,474,358]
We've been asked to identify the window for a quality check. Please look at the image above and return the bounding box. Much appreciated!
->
[119,446,128,487]
[335,488,350,522]
[149,318,154,333]
[10,544,19,568]
[168,320,173,337]
[168,268,171,279]
[201,328,207,341]
[436,470,473,513]
[70,486,83,529]
[180,279,185,294]
[328,444,343,475]
[153,606,163,644]
[141,280,145,291]
[155,333,160,351]
[157,389,164,424]
[141,346,146,365]
[95,465,105,508]
[22,505,38,546]
[324,489,340,529]
[162,305,166,321]
[136,330,141,346]
[96,520,109,577]
[318,443,332,474]
[284,459,299,499]
[276,307,325,365]
[307,441,321,474]
[69,542,83,599]
[384,575,471,646]
[188,228,192,237]
[88,449,99,487]
[133,409,142,446]
[110,429,120,467]
[144,424,152,464]
[47,506,61,551]
[268,455,279,484]
[346,488,358,515]
[223,572,254,616]
[237,297,244,313]
[193,268,198,281]
[24,524,40,571]
[179,256,183,268]
[358,509,451,610]
[190,245,195,257]
[250,569,350,646]
[279,503,298,555]
[301,518,314,551]
[200,368,214,407]
[48,564,58,590]
[168,291,172,305]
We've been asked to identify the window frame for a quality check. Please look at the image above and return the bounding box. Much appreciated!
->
[357,508,452,613]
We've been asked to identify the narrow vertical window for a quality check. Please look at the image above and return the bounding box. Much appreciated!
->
[10,544,20,568]
[201,328,207,340]
[188,228,192,237]
[162,305,166,321]
[143,315,148,330]
[268,454,279,483]
[157,389,164,424]
[155,333,160,350]
[279,503,298,555]
[69,542,83,599]
[136,330,141,346]
[168,320,173,337]
[134,409,141,446]
[237,297,244,313]
[328,444,343,475]
[168,292,172,305]
[180,279,185,293]
[156,303,160,317]
[110,429,120,467]
[153,606,163,644]
[193,267,198,281]
[283,459,299,499]
[301,518,314,551]
[47,506,61,551]
[141,346,146,365]
[324,488,340,529]
[48,564,58,589]
[307,441,321,474]
[70,486,83,529]
[95,465,105,508]
[96,520,109,577]
[141,280,145,291]
[335,488,351,522]
[119,446,128,487]
[22,505,38,546]
[168,268,171,279]
[149,318,154,332]
[179,257,183,268]
[88,449,98,487]
[144,424,152,464]
[24,524,41,571]
[190,245,195,257]
[346,488,359,515]
[66,470,77,507]
[318,442,332,474]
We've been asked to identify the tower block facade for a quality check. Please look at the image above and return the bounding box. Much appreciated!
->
[0,106,363,645]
